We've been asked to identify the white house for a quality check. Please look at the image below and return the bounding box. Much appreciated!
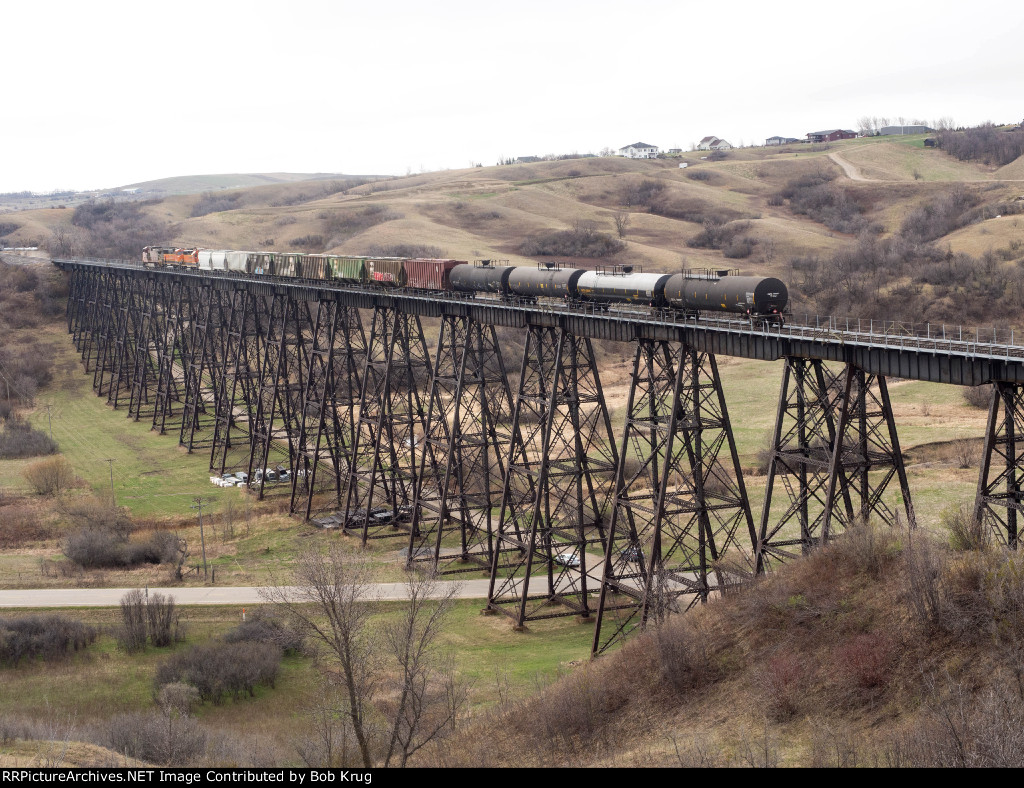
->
[710,139,732,151]
[619,142,659,159]
[697,136,720,151]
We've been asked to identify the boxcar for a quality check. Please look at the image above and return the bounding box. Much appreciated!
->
[404,258,465,291]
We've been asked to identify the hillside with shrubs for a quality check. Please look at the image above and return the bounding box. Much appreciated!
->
[0,123,1018,328]
[436,523,1024,768]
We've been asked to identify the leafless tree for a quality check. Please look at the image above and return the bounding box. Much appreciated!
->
[613,211,631,239]
[380,572,467,767]
[267,549,466,768]
[264,547,381,767]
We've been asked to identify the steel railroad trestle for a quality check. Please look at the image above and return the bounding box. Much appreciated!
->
[55,258,1024,655]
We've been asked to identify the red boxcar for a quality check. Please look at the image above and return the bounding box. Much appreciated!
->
[403,259,465,291]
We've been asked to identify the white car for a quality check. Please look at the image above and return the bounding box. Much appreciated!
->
[554,552,581,568]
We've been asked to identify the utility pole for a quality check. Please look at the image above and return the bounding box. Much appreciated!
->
[44,404,53,441]
[191,496,208,581]
[105,459,115,506]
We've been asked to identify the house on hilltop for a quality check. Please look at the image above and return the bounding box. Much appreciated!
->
[765,136,800,146]
[619,142,659,159]
[806,129,857,143]
[697,136,732,151]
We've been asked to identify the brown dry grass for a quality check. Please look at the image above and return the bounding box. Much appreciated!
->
[430,528,1024,767]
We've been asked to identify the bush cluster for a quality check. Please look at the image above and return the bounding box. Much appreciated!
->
[774,170,870,234]
[0,418,58,459]
[0,504,52,547]
[0,261,66,334]
[64,527,182,569]
[117,590,183,652]
[223,610,304,655]
[104,709,207,766]
[267,179,366,208]
[155,641,282,704]
[67,200,171,259]
[687,220,755,257]
[288,234,325,249]
[190,192,243,218]
[937,125,1024,167]
[366,243,445,259]
[0,614,98,667]
[319,205,402,246]
[519,224,624,258]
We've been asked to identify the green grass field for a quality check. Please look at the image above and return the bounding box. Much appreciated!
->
[0,598,594,764]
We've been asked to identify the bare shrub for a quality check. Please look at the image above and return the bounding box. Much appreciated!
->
[654,616,717,694]
[686,169,714,182]
[952,437,979,468]
[289,234,324,249]
[154,641,282,705]
[753,652,802,720]
[189,191,243,218]
[962,384,993,409]
[519,222,625,258]
[902,536,947,631]
[829,519,897,580]
[620,178,665,209]
[146,593,182,648]
[754,430,776,476]
[22,456,74,495]
[944,503,987,551]
[64,522,182,570]
[366,243,445,258]
[0,504,52,547]
[223,609,304,655]
[885,679,1024,767]
[118,589,148,652]
[0,417,58,458]
[0,614,98,666]
[104,710,207,767]
[687,219,753,251]
[834,632,895,696]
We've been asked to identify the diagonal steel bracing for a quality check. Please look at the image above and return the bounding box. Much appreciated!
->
[247,293,312,500]
[592,340,755,655]
[407,315,516,574]
[210,289,264,474]
[757,359,914,573]
[179,282,218,452]
[290,300,366,521]
[487,326,618,625]
[975,382,1024,547]
[344,307,432,542]
[151,278,190,436]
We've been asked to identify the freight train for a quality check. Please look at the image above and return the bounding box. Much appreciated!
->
[140,247,789,324]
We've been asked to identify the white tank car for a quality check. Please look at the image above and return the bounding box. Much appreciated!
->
[574,270,673,305]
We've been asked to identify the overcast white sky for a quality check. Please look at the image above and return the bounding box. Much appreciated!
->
[3,0,1022,193]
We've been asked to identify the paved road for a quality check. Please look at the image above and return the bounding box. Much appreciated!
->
[0,580,494,608]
